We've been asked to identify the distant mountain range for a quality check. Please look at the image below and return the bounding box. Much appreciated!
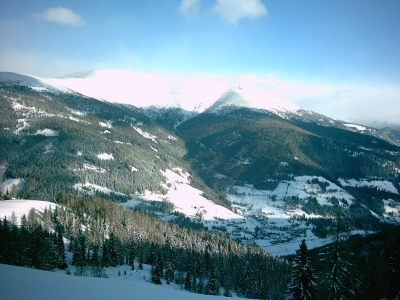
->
[1,70,399,252]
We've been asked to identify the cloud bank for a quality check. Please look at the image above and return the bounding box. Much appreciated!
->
[48,70,400,128]
[212,0,268,24]
[34,7,85,27]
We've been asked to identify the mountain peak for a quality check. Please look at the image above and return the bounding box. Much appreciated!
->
[207,87,253,112]
[206,86,300,115]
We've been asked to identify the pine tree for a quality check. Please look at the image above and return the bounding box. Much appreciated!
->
[73,232,87,276]
[184,271,192,291]
[286,240,317,300]
[55,227,68,270]
[164,249,175,284]
[151,251,163,285]
[91,245,106,277]
[206,265,219,295]
[324,217,361,300]
[110,233,119,267]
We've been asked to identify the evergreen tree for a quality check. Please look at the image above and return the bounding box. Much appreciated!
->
[164,249,175,284]
[55,227,68,270]
[206,265,219,295]
[73,232,87,276]
[324,217,361,300]
[91,245,106,277]
[151,251,163,285]
[184,271,192,291]
[286,240,316,300]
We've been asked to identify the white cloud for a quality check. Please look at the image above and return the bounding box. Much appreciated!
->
[179,0,200,16]
[35,7,85,27]
[213,0,268,24]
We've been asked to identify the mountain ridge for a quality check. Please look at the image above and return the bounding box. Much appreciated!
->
[1,71,400,254]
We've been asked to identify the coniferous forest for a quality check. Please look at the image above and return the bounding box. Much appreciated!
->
[1,194,400,299]
[0,194,291,299]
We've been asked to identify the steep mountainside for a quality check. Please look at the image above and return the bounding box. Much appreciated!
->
[0,76,223,204]
[178,107,399,185]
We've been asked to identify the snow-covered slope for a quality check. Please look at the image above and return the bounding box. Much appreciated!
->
[206,87,300,115]
[121,168,245,223]
[0,72,67,93]
[0,200,56,224]
[0,263,238,300]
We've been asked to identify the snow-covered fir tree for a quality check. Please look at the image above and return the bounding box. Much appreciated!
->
[286,239,317,300]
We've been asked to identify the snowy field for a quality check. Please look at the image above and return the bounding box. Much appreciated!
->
[0,263,244,300]
[0,200,56,225]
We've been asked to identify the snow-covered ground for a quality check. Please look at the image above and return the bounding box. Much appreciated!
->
[224,176,400,255]
[2,172,399,257]
[339,178,398,194]
[0,263,244,300]
[121,168,245,223]
[0,200,56,225]
[97,153,115,160]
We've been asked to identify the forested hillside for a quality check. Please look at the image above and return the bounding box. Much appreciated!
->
[0,196,291,299]
[177,108,400,186]
[0,83,225,206]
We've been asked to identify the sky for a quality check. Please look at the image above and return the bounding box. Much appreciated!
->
[0,0,399,127]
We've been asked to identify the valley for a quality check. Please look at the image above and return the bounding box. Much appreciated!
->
[1,71,400,298]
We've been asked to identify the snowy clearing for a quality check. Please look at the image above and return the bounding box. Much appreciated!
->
[35,128,60,136]
[0,200,56,225]
[343,123,367,131]
[132,126,158,143]
[73,182,125,196]
[97,153,115,160]
[339,178,398,194]
[0,263,241,300]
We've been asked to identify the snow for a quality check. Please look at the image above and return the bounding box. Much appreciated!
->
[343,123,367,131]
[73,182,125,196]
[257,235,332,256]
[99,121,112,128]
[35,128,60,136]
[97,153,114,160]
[122,168,244,223]
[0,178,25,193]
[0,263,241,300]
[168,135,177,140]
[0,200,56,225]
[339,178,398,194]
[228,176,354,218]
[132,126,158,143]
[206,87,300,115]
[0,72,66,93]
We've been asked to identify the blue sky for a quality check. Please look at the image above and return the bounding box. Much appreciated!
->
[1,0,399,126]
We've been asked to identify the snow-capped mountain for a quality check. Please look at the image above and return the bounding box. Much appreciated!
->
[206,87,300,116]
[0,72,67,93]
[1,70,400,256]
